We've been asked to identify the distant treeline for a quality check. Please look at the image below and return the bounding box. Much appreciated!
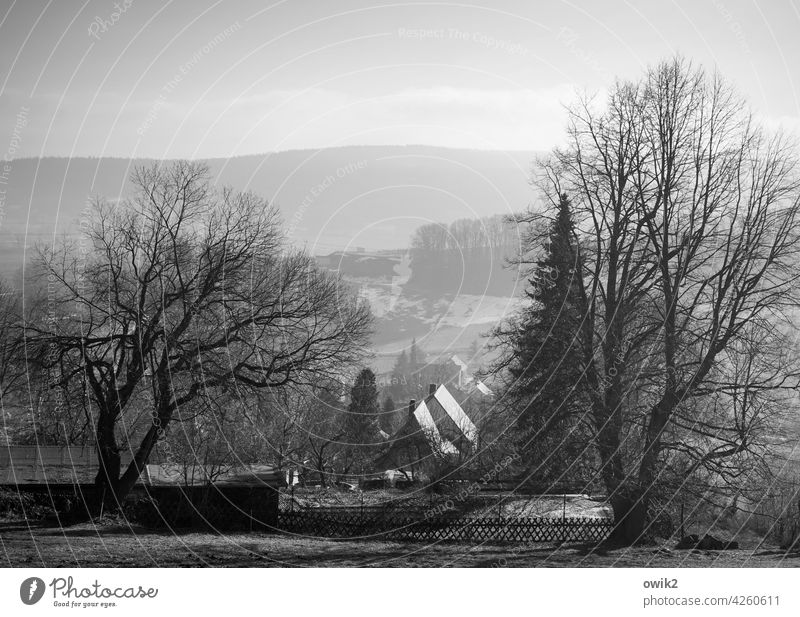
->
[406,215,521,296]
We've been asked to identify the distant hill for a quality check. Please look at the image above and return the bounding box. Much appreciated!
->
[0,145,539,275]
[0,146,535,370]
[315,249,523,375]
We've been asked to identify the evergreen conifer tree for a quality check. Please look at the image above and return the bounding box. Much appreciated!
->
[380,395,396,433]
[409,338,420,371]
[503,194,590,485]
[342,368,381,471]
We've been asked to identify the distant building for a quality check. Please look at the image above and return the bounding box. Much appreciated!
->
[0,445,127,485]
[0,445,283,490]
[0,446,284,530]
[451,353,494,395]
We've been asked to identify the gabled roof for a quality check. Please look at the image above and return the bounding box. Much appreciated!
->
[429,385,478,444]
[474,380,493,396]
[376,385,479,468]
[413,398,459,455]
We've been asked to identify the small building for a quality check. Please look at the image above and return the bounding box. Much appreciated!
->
[0,445,284,530]
[139,463,284,531]
[0,445,132,485]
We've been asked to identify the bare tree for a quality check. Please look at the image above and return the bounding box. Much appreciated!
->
[252,388,310,474]
[0,278,25,406]
[301,382,346,486]
[1,278,92,445]
[0,278,27,444]
[162,391,258,486]
[536,57,800,543]
[30,161,372,510]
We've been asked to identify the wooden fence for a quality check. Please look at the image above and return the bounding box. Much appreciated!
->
[277,510,613,542]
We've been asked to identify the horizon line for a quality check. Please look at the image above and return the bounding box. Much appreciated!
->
[7,142,548,163]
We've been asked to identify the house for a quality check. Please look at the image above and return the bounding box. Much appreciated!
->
[0,445,283,489]
[450,354,494,396]
[1,445,284,530]
[374,384,479,480]
[0,445,132,485]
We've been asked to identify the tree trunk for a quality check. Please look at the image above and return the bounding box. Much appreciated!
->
[116,422,161,501]
[116,378,178,501]
[609,488,649,545]
[94,392,175,514]
[94,409,121,514]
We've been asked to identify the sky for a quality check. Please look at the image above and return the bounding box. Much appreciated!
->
[1,0,799,159]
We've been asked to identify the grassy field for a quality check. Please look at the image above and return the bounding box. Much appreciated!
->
[1,520,798,567]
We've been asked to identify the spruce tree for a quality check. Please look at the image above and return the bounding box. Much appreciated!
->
[342,368,381,471]
[504,193,590,485]
[380,395,396,433]
[408,338,420,372]
[392,349,409,385]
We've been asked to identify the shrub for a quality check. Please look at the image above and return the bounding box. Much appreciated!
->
[0,487,50,520]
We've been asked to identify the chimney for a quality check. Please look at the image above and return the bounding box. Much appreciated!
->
[408,399,416,416]
[428,383,437,397]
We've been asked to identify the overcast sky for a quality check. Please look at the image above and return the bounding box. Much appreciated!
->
[1,0,799,159]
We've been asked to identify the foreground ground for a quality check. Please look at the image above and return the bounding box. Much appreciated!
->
[1,520,798,567]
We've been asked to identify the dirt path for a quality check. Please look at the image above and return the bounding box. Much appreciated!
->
[1,521,798,567]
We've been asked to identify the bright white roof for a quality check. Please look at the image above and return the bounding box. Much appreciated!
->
[434,385,478,444]
[475,380,493,396]
[413,400,460,455]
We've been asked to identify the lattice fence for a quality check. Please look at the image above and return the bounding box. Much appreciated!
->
[277,511,613,542]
